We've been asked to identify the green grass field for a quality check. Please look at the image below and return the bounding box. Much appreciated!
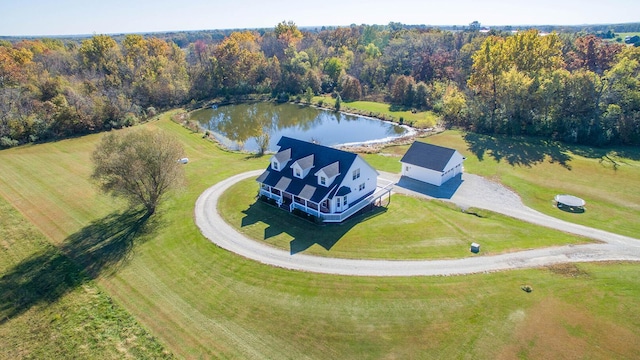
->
[218,178,591,259]
[1,113,640,358]
[0,195,172,359]
[610,32,640,43]
[377,131,640,238]
[312,95,438,128]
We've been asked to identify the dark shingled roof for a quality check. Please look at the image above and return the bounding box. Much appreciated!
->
[256,136,358,203]
[400,141,457,172]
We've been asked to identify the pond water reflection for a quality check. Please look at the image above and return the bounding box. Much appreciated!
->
[190,102,408,153]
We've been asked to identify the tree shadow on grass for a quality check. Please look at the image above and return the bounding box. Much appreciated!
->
[463,132,573,169]
[0,208,156,324]
[241,200,387,255]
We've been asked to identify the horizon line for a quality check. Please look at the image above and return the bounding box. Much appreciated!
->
[2,21,638,39]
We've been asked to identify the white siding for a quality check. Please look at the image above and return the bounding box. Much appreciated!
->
[401,150,464,186]
[340,156,378,208]
[401,162,443,186]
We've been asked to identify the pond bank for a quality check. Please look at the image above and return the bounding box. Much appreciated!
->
[187,101,418,153]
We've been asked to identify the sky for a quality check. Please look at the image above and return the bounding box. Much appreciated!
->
[1,0,639,36]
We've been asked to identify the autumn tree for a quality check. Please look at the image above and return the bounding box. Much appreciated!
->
[91,128,185,215]
[323,57,344,90]
[391,75,416,106]
[340,75,362,101]
[214,31,266,94]
[79,35,121,86]
[275,21,303,48]
[566,34,622,75]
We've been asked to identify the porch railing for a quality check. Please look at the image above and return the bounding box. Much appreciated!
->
[321,180,393,223]
[260,179,393,223]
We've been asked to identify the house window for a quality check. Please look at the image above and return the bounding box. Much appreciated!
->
[295,168,301,178]
[352,168,360,180]
[405,166,409,172]
[359,183,365,191]
[273,162,279,170]
[336,197,341,207]
[343,196,347,206]
[320,176,326,185]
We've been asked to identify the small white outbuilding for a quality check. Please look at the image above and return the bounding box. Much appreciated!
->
[400,142,465,186]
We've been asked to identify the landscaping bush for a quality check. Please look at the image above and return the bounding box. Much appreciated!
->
[259,195,277,207]
[0,136,19,148]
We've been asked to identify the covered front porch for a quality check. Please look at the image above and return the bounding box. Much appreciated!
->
[258,179,393,223]
[259,184,329,218]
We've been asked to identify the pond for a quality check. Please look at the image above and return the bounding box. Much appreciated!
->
[190,102,410,153]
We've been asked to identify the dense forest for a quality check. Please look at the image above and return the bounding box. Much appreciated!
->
[1,22,639,148]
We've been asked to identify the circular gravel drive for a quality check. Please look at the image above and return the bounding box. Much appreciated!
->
[195,170,640,276]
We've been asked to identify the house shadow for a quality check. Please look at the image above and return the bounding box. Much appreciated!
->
[0,208,156,324]
[241,200,387,255]
[396,174,463,200]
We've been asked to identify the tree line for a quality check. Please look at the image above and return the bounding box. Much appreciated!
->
[1,22,639,147]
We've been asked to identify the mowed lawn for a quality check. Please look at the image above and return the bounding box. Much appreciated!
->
[312,95,438,128]
[219,179,590,259]
[372,130,640,239]
[1,114,640,358]
[0,196,172,359]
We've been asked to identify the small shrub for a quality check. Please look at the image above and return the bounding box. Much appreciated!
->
[122,113,139,127]
[0,136,19,148]
[146,106,157,117]
[521,285,533,293]
[259,195,277,207]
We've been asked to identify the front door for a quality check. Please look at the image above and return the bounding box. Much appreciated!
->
[335,196,347,212]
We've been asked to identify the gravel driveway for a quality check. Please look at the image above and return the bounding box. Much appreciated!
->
[195,170,640,276]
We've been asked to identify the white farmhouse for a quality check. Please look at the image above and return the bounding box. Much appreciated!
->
[257,136,382,223]
[400,141,465,186]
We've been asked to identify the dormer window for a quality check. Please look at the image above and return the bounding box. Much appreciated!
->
[314,161,339,187]
[290,154,314,179]
[271,148,291,172]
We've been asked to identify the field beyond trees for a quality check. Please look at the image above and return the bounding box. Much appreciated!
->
[1,114,640,359]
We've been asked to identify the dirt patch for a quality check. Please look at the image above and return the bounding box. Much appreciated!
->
[497,297,640,359]
[546,263,590,278]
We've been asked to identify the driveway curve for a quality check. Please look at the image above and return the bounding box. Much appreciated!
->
[195,170,640,276]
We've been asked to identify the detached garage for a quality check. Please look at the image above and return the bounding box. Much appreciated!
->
[400,141,465,186]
